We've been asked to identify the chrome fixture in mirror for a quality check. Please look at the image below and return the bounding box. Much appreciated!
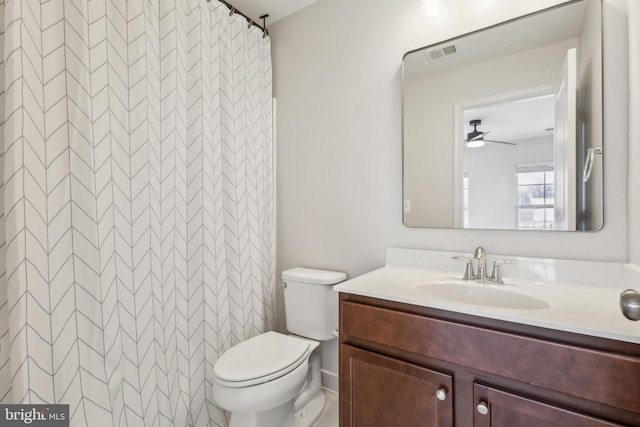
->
[402,0,603,231]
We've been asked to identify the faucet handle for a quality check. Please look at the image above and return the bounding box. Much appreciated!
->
[452,256,475,280]
[490,260,516,285]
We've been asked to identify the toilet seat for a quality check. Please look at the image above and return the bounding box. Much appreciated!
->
[214,332,311,387]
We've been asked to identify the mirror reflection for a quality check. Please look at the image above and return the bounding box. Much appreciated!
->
[402,0,602,231]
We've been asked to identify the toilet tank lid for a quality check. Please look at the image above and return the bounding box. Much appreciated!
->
[282,268,346,285]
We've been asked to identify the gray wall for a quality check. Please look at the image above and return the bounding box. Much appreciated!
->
[270,0,630,377]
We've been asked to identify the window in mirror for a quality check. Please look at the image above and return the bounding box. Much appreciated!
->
[516,164,555,230]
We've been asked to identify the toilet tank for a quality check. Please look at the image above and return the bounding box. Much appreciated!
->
[282,268,346,341]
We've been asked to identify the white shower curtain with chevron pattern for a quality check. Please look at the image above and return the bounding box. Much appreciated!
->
[0,1,275,426]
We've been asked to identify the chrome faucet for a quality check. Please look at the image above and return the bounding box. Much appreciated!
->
[452,246,487,281]
[474,247,487,280]
[453,247,515,283]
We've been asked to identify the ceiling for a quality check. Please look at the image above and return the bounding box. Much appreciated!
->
[464,94,555,144]
[226,0,320,25]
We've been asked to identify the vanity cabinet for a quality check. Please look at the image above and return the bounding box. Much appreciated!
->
[339,293,640,427]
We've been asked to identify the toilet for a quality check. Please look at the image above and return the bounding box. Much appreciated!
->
[213,268,346,427]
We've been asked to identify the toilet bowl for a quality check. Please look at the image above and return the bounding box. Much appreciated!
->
[213,332,315,426]
[212,268,346,427]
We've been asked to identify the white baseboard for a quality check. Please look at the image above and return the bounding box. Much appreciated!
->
[321,369,338,393]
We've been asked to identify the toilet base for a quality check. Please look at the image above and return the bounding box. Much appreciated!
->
[294,390,326,427]
[293,348,325,427]
[229,400,294,427]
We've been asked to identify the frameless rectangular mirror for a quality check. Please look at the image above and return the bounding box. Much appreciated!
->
[402,0,603,231]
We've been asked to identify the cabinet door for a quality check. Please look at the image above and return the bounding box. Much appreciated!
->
[473,384,625,427]
[340,345,453,427]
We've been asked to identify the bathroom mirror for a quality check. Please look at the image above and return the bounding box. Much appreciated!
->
[402,0,602,231]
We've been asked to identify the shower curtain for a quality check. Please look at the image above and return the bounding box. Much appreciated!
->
[0,0,275,426]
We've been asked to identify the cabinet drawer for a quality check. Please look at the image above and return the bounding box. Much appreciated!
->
[341,301,640,414]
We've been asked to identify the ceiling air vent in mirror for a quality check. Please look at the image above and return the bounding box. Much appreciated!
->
[425,44,457,61]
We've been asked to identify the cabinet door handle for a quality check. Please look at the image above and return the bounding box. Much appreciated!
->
[435,388,447,401]
[476,401,489,415]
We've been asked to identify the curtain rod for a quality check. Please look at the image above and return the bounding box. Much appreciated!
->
[207,0,270,38]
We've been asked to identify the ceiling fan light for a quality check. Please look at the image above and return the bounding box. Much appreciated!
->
[466,139,485,148]
[420,0,441,17]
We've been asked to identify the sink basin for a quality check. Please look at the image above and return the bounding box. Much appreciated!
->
[415,283,551,310]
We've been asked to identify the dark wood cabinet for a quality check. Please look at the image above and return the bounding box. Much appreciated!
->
[473,384,624,427]
[342,345,453,426]
[339,293,640,427]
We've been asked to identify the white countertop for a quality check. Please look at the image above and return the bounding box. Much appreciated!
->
[334,249,640,345]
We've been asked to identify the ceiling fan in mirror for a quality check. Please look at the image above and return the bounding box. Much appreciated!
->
[465,119,517,148]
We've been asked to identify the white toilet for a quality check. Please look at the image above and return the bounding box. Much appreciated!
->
[213,268,346,427]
